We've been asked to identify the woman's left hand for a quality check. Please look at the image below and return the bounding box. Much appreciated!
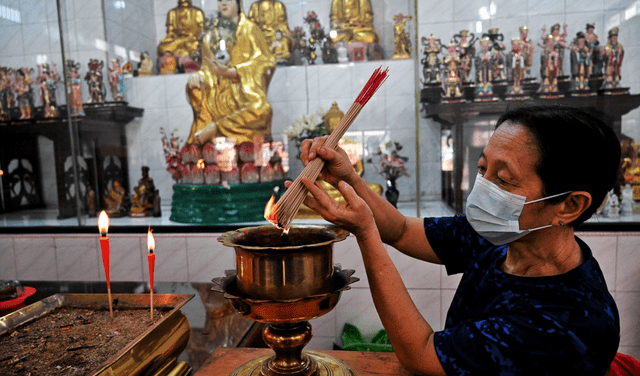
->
[299,178,377,240]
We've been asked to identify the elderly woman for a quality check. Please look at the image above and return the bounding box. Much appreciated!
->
[298,105,621,375]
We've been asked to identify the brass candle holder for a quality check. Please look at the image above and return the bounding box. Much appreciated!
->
[214,225,358,376]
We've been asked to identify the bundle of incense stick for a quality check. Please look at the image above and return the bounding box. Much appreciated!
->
[266,66,389,230]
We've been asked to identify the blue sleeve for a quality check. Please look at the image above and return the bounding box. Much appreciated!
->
[423,215,494,275]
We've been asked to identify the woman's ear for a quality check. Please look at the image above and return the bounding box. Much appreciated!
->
[556,191,592,225]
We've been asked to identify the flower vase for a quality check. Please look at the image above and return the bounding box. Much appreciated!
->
[385,179,399,208]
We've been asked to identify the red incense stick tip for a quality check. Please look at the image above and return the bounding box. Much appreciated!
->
[355,66,389,106]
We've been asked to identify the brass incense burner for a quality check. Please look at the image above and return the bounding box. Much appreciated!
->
[215,225,359,376]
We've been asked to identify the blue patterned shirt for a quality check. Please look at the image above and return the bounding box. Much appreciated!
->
[424,215,619,375]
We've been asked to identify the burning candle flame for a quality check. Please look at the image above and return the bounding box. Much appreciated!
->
[98,211,109,235]
[264,194,278,225]
[147,227,155,253]
[197,158,205,169]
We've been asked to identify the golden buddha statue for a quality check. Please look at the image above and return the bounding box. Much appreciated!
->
[248,0,293,64]
[330,0,380,44]
[186,0,276,146]
[157,0,205,60]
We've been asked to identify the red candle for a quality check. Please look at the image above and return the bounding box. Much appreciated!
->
[147,227,156,320]
[98,211,114,319]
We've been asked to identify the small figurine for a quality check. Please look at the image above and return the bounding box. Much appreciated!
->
[540,23,568,77]
[538,34,561,96]
[13,67,34,120]
[86,185,97,217]
[138,51,154,76]
[108,58,125,101]
[130,166,157,217]
[505,38,526,98]
[482,28,507,82]
[569,32,592,93]
[391,13,412,60]
[601,27,625,92]
[66,60,85,116]
[322,35,339,64]
[103,180,128,217]
[272,29,291,65]
[453,30,477,82]
[441,41,464,102]
[85,59,106,103]
[336,40,349,63]
[475,37,494,98]
[585,23,602,77]
[603,190,620,218]
[519,26,535,80]
[0,67,12,121]
[621,183,634,216]
[159,50,177,74]
[37,63,61,118]
[421,34,442,85]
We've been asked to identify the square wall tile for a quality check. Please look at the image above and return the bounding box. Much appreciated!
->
[419,0,454,25]
[334,287,382,341]
[187,235,235,282]
[409,288,443,332]
[106,235,144,281]
[579,234,617,291]
[55,236,100,281]
[616,235,640,292]
[388,245,441,289]
[0,238,17,280]
[145,235,188,282]
[14,236,57,280]
[615,291,640,347]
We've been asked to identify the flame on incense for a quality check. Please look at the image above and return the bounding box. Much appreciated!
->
[98,210,109,235]
[264,194,278,225]
[147,227,155,252]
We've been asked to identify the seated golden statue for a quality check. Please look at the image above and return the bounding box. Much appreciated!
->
[248,0,293,64]
[330,0,380,44]
[157,0,205,60]
[186,0,276,146]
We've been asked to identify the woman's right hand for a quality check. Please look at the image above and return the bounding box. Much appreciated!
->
[300,136,359,188]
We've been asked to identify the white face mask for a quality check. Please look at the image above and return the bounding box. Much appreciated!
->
[465,174,571,245]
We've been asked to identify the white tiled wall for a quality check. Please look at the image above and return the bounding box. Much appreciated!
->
[1,231,638,358]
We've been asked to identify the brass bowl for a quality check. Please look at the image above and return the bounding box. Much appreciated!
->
[212,266,358,324]
[218,225,350,300]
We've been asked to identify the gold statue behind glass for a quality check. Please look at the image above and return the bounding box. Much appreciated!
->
[157,0,205,62]
[391,14,412,60]
[248,0,293,65]
[186,0,276,146]
[330,0,380,44]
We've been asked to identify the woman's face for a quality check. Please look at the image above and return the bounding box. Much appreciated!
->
[218,0,238,20]
[477,121,557,231]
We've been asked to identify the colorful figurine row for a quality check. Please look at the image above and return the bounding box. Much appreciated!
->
[0,58,128,121]
[422,22,626,102]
